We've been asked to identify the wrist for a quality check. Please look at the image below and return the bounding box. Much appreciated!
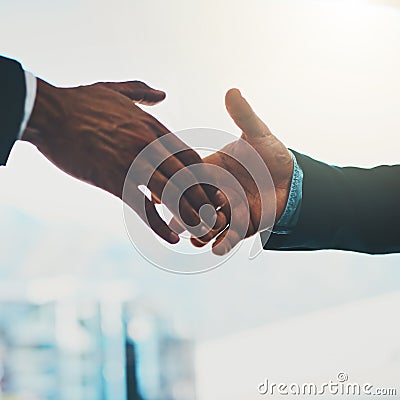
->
[21,78,65,145]
[275,157,294,221]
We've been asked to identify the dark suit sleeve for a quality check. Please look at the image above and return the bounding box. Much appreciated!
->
[0,56,27,165]
[263,150,400,254]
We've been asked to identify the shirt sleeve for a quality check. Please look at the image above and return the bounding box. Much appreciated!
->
[272,150,304,234]
[18,71,37,139]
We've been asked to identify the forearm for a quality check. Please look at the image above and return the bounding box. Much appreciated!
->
[264,151,400,254]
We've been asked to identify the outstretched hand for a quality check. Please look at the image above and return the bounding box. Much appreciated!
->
[22,79,226,244]
[185,89,293,255]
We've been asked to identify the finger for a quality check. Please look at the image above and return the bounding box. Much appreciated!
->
[225,88,272,141]
[219,193,231,225]
[198,157,229,216]
[186,210,227,247]
[202,185,226,212]
[129,129,219,237]
[209,229,228,254]
[199,209,227,242]
[169,216,186,235]
[147,169,217,241]
[212,221,248,256]
[147,169,199,227]
[151,193,161,204]
[211,228,228,253]
[190,235,207,248]
[146,121,223,206]
[190,212,227,247]
[146,140,217,228]
[124,184,179,244]
[215,210,228,231]
[212,200,253,256]
[212,228,242,256]
[144,198,180,244]
[187,187,230,246]
[99,81,166,105]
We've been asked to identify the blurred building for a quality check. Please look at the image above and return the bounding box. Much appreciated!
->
[0,301,196,400]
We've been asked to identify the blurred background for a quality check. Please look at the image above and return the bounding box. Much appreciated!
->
[1,0,400,398]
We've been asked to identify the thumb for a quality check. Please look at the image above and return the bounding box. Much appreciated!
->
[98,81,166,105]
[225,88,272,141]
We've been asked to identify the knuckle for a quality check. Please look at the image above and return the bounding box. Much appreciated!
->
[131,80,147,89]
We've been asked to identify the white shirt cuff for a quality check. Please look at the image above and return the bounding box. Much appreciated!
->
[18,71,37,139]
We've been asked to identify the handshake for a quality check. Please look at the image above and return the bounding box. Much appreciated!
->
[23,79,294,256]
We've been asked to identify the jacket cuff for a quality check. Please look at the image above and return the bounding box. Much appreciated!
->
[0,56,27,165]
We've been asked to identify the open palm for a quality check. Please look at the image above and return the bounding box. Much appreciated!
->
[192,89,294,255]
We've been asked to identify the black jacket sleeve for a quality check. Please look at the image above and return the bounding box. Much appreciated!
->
[0,56,27,165]
[263,150,400,254]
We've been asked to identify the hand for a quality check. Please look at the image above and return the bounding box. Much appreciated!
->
[188,88,293,255]
[22,78,225,243]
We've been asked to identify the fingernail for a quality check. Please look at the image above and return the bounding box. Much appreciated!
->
[169,232,180,244]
